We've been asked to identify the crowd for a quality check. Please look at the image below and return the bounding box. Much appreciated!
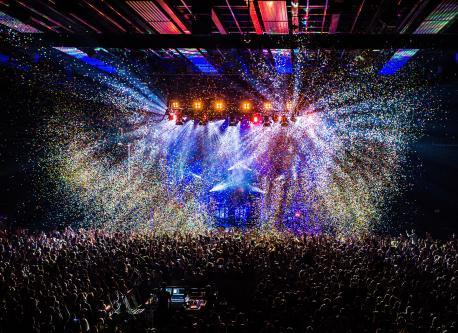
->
[0,227,456,333]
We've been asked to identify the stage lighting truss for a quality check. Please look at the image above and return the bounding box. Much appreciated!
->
[193,100,203,111]
[166,99,299,126]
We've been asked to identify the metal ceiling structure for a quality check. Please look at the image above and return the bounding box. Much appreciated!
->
[0,0,453,35]
[0,0,457,75]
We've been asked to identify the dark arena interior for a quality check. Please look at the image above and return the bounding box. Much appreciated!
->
[1,1,458,332]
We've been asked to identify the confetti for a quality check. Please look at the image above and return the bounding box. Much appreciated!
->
[29,48,435,236]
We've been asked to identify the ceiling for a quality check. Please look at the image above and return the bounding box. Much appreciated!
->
[0,0,446,35]
[0,0,456,104]
[0,1,456,65]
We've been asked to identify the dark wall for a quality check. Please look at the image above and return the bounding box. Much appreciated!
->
[0,68,51,227]
[401,83,458,237]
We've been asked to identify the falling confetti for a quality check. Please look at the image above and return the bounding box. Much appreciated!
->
[27,47,435,236]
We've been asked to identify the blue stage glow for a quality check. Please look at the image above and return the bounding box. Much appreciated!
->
[271,49,293,74]
[177,49,218,74]
[0,53,9,63]
[0,52,30,71]
[54,48,117,74]
[378,49,419,75]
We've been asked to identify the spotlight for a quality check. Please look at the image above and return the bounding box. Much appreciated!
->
[193,100,203,111]
[241,101,252,112]
[214,100,224,111]
[263,116,271,127]
[229,115,238,126]
[251,113,262,125]
[170,100,180,110]
[272,114,279,123]
[280,115,288,127]
[264,102,272,111]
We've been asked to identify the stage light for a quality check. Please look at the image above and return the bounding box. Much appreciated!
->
[263,116,271,127]
[280,115,288,127]
[229,115,238,126]
[264,102,272,111]
[241,101,252,112]
[290,115,297,122]
[214,100,224,111]
[251,113,262,125]
[193,100,203,111]
[286,101,293,111]
[272,114,279,123]
[170,100,180,110]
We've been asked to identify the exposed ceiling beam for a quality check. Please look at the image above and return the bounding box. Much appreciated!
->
[329,14,340,33]
[155,0,190,34]
[226,0,243,33]
[211,9,227,34]
[321,0,329,33]
[83,1,127,32]
[350,0,366,33]
[13,33,458,49]
[246,0,263,34]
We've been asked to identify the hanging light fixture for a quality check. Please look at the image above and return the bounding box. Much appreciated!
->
[170,100,180,110]
[241,101,252,112]
[193,100,203,111]
[214,100,224,111]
